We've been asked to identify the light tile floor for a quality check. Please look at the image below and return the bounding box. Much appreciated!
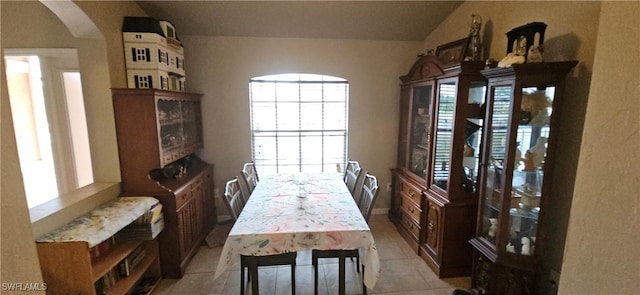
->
[152,214,471,295]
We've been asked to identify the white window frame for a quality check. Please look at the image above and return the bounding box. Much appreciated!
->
[249,73,349,175]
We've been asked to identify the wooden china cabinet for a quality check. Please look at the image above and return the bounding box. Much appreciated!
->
[468,61,577,294]
[390,55,486,277]
[112,88,216,278]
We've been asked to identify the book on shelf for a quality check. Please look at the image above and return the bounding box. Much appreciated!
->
[116,214,165,242]
[134,202,163,225]
[95,267,119,294]
[90,236,116,262]
[118,244,146,277]
[126,276,161,295]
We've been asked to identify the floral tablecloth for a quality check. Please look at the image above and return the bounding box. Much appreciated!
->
[214,173,380,288]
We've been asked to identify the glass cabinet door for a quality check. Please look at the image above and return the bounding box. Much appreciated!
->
[506,86,555,256]
[462,82,486,192]
[157,99,183,155]
[431,81,457,191]
[409,84,433,178]
[478,84,513,247]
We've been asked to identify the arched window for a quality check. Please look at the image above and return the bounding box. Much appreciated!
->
[249,73,348,175]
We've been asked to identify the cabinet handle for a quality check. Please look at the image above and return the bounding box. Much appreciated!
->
[409,192,415,197]
[428,222,434,231]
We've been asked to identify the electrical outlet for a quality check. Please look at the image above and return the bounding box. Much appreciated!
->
[386,182,392,192]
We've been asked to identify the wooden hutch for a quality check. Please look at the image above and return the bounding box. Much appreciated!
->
[390,55,487,277]
[112,88,216,278]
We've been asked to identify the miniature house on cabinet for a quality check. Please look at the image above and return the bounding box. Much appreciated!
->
[122,16,186,91]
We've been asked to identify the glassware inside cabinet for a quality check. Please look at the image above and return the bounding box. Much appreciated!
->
[409,84,433,178]
[506,86,555,256]
[432,82,456,191]
[157,99,181,124]
[479,85,513,246]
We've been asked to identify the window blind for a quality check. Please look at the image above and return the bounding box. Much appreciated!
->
[249,74,348,175]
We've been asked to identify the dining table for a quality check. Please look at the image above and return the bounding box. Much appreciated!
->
[214,172,380,293]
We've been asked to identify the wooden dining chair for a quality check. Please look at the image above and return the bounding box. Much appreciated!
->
[226,175,297,295]
[356,174,380,222]
[222,177,245,221]
[344,160,364,198]
[312,173,379,295]
[240,161,259,198]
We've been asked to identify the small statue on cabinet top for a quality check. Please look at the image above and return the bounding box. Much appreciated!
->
[526,45,544,63]
[497,52,526,68]
[467,14,483,61]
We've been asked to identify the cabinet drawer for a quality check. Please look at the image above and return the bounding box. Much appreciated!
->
[190,175,204,190]
[400,180,422,205]
[175,190,193,210]
[399,212,421,241]
[400,195,421,223]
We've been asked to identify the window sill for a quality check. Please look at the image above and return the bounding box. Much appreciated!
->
[30,182,121,238]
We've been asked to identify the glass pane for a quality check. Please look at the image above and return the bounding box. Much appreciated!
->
[324,102,346,130]
[432,82,456,191]
[506,86,554,256]
[479,85,513,245]
[276,102,299,130]
[251,102,276,130]
[299,82,323,102]
[409,84,432,177]
[462,83,486,192]
[300,103,323,130]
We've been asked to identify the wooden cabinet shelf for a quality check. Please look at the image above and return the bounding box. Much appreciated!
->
[104,240,160,295]
[36,197,162,295]
[92,240,142,282]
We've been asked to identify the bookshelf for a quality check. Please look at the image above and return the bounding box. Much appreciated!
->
[36,197,162,295]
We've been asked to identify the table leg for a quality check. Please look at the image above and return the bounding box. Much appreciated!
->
[339,253,346,295]
[249,259,259,295]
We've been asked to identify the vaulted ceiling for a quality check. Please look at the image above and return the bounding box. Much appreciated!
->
[135,1,463,41]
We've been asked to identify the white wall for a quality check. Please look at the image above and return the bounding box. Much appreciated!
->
[559,2,640,293]
[183,36,420,215]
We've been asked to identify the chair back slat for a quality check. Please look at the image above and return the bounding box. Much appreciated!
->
[224,177,245,221]
[241,162,259,196]
[344,160,363,197]
[357,173,379,223]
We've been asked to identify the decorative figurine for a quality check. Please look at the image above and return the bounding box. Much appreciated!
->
[527,45,544,63]
[523,151,536,172]
[521,237,533,255]
[488,218,498,238]
[526,137,548,170]
[505,22,547,61]
[497,52,525,68]
[468,14,483,61]
[521,90,551,126]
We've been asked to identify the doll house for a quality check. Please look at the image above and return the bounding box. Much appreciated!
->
[122,16,186,91]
